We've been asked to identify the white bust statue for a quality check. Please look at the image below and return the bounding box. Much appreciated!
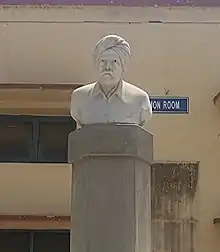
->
[70,34,152,129]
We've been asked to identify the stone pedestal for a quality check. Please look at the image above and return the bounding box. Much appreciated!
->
[68,123,153,252]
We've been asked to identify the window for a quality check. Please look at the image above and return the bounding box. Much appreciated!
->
[0,119,34,162]
[0,230,30,252]
[34,230,70,252]
[0,115,76,163]
[38,120,73,163]
[0,230,70,252]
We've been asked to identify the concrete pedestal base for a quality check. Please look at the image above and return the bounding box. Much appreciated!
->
[68,124,153,252]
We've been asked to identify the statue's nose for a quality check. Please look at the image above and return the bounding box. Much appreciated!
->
[105,61,111,70]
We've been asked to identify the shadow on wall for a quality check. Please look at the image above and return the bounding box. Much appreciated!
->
[151,162,199,252]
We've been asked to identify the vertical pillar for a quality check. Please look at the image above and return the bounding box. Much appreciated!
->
[68,124,153,252]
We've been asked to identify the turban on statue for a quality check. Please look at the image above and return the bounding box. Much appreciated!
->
[93,35,131,70]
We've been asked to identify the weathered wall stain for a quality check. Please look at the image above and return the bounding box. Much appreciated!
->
[151,162,199,252]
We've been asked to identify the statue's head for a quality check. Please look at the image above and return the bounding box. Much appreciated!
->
[93,35,131,86]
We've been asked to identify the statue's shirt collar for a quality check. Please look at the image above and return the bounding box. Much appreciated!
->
[90,81,126,102]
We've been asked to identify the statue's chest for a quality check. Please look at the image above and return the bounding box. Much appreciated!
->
[80,96,140,124]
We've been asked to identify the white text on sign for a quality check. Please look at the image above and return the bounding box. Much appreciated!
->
[151,100,180,110]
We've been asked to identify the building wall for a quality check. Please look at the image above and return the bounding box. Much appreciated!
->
[1,5,220,252]
[0,0,218,6]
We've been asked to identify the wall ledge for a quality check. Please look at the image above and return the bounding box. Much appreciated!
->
[0,83,81,90]
[0,214,71,229]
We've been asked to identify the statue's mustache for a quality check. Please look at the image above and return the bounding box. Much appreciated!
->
[101,69,113,74]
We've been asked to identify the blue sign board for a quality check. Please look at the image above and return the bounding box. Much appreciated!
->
[150,97,189,114]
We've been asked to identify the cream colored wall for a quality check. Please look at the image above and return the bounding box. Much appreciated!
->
[0,163,71,215]
[1,5,220,251]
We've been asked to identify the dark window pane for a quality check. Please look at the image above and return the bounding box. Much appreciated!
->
[0,230,30,252]
[0,120,33,162]
[34,231,70,252]
[38,119,75,162]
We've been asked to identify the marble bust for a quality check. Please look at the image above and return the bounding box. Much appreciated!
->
[70,35,152,129]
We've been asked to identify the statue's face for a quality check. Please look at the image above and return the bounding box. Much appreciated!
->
[96,49,123,86]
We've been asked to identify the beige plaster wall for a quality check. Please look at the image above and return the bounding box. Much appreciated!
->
[0,5,220,251]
